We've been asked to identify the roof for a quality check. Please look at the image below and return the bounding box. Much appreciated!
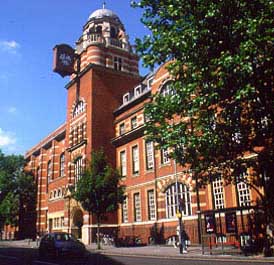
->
[88,8,120,21]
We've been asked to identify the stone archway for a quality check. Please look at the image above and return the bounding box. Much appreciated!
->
[71,208,83,239]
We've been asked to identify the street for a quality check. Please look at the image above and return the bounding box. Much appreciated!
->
[0,246,274,265]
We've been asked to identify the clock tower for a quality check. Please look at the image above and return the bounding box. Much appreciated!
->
[64,6,141,243]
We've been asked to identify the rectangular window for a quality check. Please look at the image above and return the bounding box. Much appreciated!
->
[114,56,122,71]
[161,148,170,164]
[212,175,225,209]
[119,123,125,135]
[147,190,156,221]
[122,196,128,223]
[134,192,141,222]
[120,151,127,177]
[74,157,83,185]
[60,153,65,178]
[47,161,52,193]
[132,145,139,174]
[131,116,137,130]
[145,141,154,170]
[61,216,64,227]
[237,174,251,206]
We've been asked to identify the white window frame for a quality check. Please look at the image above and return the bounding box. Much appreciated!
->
[132,145,139,174]
[119,123,125,135]
[134,85,142,97]
[147,77,153,89]
[165,183,192,219]
[74,157,83,185]
[147,189,156,221]
[212,176,225,209]
[134,192,141,222]
[122,196,128,223]
[73,101,85,118]
[114,56,122,71]
[145,141,154,170]
[161,148,170,164]
[120,150,127,177]
[60,153,65,178]
[123,93,130,104]
[131,116,138,130]
[160,81,174,96]
[237,174,251,206]
[47,160,52,191]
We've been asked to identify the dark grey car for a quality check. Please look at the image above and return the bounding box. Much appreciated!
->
[39,232,86,258]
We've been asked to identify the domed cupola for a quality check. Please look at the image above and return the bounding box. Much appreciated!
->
[88,8,121,24]
[75,3,139,76]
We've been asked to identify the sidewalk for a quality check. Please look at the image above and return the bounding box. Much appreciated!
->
[1,240,274,262]
[87,243,274,261]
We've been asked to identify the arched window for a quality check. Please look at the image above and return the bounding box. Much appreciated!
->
[72,101,85,118]
[165,183,192,219]
[74,157,83,185]
[160,81,175,97]
[96,25,102,34]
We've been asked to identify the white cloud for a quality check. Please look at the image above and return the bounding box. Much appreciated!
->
[7,106,17,114]
[0,40,20,54]
[0,128,16,147]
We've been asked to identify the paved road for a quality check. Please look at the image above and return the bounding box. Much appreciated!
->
[0,246,274,265]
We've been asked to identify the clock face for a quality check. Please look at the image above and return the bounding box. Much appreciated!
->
[59,53,73,66]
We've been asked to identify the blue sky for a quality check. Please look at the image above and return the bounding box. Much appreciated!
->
[0,1,149,155]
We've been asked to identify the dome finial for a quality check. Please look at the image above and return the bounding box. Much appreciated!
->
[102,1,106,9]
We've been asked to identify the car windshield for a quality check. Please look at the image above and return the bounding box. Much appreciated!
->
[54,233,75,241]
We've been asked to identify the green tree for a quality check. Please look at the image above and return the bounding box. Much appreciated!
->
[132,0,273,225]
[0,150,36,239]
[73,150,125,249]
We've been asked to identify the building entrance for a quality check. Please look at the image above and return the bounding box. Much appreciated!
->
[71,208,83,239]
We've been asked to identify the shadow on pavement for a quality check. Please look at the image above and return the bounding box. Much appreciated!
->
[0,246,125,265]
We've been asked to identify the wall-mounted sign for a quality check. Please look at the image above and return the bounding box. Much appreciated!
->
[205,213,216,234]
[53,44,76,77]
[225,212,237,233]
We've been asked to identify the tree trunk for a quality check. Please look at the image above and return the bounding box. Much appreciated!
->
[96,214,101,249]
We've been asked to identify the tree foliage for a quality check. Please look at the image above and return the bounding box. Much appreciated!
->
[132,0,273,217]
[0,150,36,238]
[73,149,125,248]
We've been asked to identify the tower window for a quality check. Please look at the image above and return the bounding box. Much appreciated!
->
[72,101,85,118]
[96,26,102,34]
[110,27,117,38]
[74,157,83,186]
[114,57,122,71]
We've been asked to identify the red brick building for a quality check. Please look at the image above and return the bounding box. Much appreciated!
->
[25,7,261,245]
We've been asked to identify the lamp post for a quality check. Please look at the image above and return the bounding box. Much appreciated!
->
[174,160,186,254]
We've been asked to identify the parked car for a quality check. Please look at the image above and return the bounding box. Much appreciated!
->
[39,232,86,258]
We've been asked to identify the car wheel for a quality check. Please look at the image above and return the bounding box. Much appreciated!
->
[55,249,60,258]
[39,248,46,258]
